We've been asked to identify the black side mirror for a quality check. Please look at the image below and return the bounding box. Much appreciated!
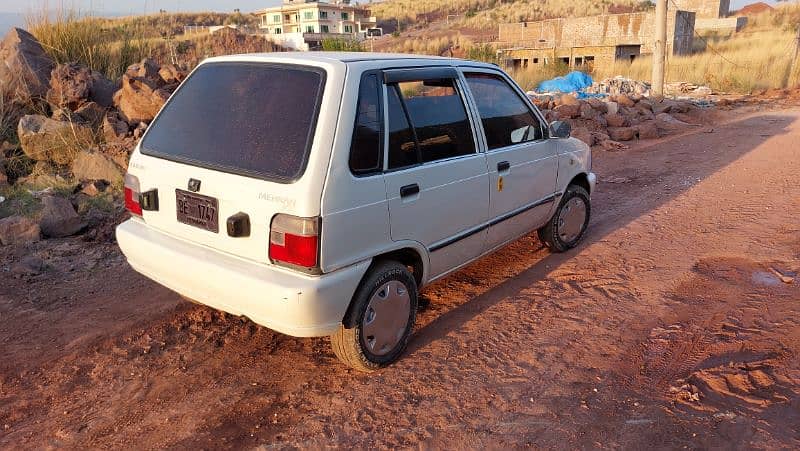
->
[549,121,571,139]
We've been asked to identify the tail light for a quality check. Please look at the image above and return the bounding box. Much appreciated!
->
[124,173,142,216]
[269,214,319,269]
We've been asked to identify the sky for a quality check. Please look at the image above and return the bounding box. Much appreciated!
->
[0,0,781,15]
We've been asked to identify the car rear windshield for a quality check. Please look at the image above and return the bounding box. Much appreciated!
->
[140,62,325,182]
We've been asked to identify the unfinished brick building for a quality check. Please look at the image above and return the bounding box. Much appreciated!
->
[496,0,732,71]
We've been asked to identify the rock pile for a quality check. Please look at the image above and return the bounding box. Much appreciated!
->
[530,93,701,149]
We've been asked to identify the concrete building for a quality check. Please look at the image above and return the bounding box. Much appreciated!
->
[673,0,729,19]
[497,10,695,71]
[257,0,378,50]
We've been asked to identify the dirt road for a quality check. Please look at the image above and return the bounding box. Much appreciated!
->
[2,107,799,449]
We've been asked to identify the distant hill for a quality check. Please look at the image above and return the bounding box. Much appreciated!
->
[736,2,773,16]
[0,12,25,35]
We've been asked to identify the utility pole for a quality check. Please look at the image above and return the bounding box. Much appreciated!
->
[789,25,800,88]
[652,0,667,98]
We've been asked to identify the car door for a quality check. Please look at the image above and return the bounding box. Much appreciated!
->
[381,67,489,279]
[462,70,558,252]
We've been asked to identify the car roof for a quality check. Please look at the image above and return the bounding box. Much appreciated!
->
[204,51,496,68]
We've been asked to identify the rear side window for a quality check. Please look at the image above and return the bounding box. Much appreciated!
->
[464,73,544,150]
[387,78,475,170]
[349,74,382,175]
[141,62,325,182]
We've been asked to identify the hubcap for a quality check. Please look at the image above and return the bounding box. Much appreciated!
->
[557,197,587,243]
[361,280,411,356]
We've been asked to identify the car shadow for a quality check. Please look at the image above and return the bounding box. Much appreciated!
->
[404,112,796,356]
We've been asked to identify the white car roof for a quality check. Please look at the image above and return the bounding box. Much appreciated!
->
[202,52,496,68]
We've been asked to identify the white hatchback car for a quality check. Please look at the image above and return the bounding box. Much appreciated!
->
[117,52,595,371]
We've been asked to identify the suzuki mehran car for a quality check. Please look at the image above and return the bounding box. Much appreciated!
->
[116,52,595,371]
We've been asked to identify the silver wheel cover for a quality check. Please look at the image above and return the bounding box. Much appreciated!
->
[361,280,411,356]
[557,196,587,243]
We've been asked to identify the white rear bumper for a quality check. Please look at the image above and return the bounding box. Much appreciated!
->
[116,219,370,337]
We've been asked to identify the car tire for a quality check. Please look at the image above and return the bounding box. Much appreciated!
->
[538,184,591,252]
[330,260,418,372]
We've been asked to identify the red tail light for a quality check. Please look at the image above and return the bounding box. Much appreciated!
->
[124,173,142,216]
[269,215,319,269]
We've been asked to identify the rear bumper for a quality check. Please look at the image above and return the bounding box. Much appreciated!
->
[116,219,370,337]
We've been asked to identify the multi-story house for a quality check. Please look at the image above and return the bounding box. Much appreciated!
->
[258,0,379,50]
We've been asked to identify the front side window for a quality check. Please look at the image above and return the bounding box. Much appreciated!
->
[387,78,475,170]
[349,74,382,175]
[464,73,545,150]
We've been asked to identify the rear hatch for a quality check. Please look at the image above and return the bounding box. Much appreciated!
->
[130,60,332,264]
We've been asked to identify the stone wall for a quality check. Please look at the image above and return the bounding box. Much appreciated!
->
[695,16,747,32]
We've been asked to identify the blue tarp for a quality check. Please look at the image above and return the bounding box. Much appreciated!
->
[537,71,594,94]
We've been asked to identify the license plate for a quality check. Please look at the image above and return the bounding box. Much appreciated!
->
[176,189,219,233]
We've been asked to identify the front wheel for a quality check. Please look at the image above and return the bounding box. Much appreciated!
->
[538,185,591,252]
[330,261,418,372]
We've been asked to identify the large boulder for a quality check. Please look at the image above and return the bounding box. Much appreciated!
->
[74,101,107,127]
[102,112,130,142]
[46,62,93,109]
[71,148,125,185]
[114,74,171,124]
[0,215,41,245]
[158,64,185,85]
[17,115,95,165]
[607,126,636,141]
[39,195,83,238]
[553,103,581,119]
[570,126,593,146]
[636,121,659,140]
[89,71,117,108]
[605,112,627,128]
[656,112,690,130]
[0,28,54,103]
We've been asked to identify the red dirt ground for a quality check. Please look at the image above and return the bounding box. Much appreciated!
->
[1,107,799,449]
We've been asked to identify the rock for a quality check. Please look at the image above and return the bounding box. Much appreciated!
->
[656,112,690,130]
[46,62,93,109]
[636,121,659,140]
[559,93,580,106]
[570,126,593,146]
[614,94,635,107]
[79,180,108,197]
[597,139,629,152]
[587,97,607,113]
[39,195,83,238]
[74,101,107,127]
[607,126,636,141]
[71,149,125,185]
[0,215,41,245]
[89,71,117,108]
[102,112,129,142]
[554,103,581,119]
[12,255,46,275]
[51,107,81,122]
[605,113,627,128]
[605,101,619,115]
[158,64,185,84]
[114,75,171,124]
[127,58,162,83]
[17,115,95,165]
[0,28,54,102]
[579,102,597,120]
[651,99,676,115]
[133,122,148,139]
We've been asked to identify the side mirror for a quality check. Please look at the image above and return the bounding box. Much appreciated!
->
[549,121,571,139]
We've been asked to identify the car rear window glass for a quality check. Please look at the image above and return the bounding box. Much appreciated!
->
[464,73,544,150]
[140,62,325,182]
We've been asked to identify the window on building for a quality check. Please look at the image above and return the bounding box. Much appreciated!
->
[533,58,539,64]
[304,10,314,20]
[284,14,291,21]
[275,27,282,34]
[522,59,529,68]
[349,74,383,175]
[344,25,353,33]
[464,73,545,150]
[387,79,475,170]
[342,12,349,20]
[272,14,281,23]
[306,25,315,33]
[321,25,329,33]
[560,57,570,65]
[319,11,328,19]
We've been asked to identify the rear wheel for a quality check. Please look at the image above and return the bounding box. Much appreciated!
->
[330,261,418,372]
[538,185,590,252]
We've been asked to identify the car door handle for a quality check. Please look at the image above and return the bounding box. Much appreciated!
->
[497,161,510,172]
[400,183,420,198]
